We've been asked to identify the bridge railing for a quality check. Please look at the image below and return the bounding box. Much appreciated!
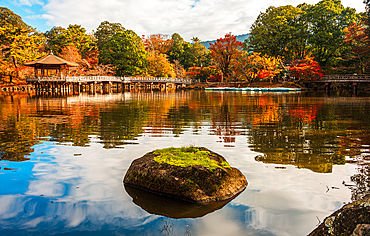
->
[26,76,67,82]
[26,76,193,84]
[65,76,123,83]
[321,74,370,82]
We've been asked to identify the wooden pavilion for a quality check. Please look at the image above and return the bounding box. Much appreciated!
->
[24,53,79,78]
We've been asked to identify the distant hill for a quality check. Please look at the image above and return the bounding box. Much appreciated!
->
[201,34,249,49]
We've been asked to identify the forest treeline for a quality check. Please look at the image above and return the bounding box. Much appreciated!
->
[0,0,369,85]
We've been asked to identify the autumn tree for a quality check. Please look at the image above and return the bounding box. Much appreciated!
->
[99,30,147,76]
[147,53,176,77]
[343,20,370,73]
[172,60,186,78]
[0,7,45,84]
[289,56,323,81]
[186,66,220,82]
[209,33,243,80]
[231,52,282,83]
[144,34,175,77]
[144,34,173,54]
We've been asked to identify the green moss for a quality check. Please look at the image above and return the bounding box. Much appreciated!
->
[153,146,231,171]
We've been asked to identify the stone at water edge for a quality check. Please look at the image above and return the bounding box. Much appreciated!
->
[309,194,370,235]
[123,147,248,203]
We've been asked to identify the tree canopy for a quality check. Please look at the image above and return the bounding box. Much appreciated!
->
[0,7,45,84]
[245,0,359,68]
[99,30,148,76]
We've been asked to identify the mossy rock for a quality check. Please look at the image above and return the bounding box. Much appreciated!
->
[123,147,248,203]
[309,194,370,235]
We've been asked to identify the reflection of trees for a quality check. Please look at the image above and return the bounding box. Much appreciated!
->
[0,94,50,161]
[250,125,346,173]
[248,96,370,173]
[99,101,148,148]
[2,91,370,175]
[0,115,49,161]
[210,103,242,146]
[166,105,197,137]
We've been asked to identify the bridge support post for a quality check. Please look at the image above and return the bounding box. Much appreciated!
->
[93,82,97,94]
[353,82,358,95]
[325,82,331,95]
[108,82,112,93]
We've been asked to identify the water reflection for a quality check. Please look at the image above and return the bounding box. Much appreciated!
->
[124,184,242,219]
[0,91,370,235]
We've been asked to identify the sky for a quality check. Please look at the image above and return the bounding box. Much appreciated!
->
[2,0,367,41]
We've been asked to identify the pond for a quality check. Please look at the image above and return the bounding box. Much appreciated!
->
[0,90,369,236]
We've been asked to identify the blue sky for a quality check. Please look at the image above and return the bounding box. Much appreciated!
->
[2,0,366,41]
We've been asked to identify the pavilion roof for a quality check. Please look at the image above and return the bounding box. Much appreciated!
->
[24,54,79,67]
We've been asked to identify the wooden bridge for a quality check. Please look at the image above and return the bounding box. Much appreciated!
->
[312,74,370,94]
[26,76,193,93]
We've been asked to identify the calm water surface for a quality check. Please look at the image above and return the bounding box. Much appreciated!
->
[0,90,369,236]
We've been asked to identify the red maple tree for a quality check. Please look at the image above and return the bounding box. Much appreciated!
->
[209,33,243,80]
[344,22,370,73]
[289,56,323,81]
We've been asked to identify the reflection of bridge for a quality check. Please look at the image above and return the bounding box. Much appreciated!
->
[315,74,370,94]
[26,76,193,93]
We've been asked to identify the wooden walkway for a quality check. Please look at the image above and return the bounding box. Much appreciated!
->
[26,76,193,93]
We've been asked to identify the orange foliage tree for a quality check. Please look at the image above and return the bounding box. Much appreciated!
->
[143,34,175,77]
[59,45,84,75]
[289,56,323,81]
[143,34,173,55]
[344,21,370,73]
[172,59,186,78]
[232,52,281,83]
[209,33,243,80]
[147,53,175,77]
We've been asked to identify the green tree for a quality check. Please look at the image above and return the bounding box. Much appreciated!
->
[44,26,67,54]
[306,0,359,67]
[168,33,187,65]
[365,0,370,40]
[45,24,96,57]
[168,33,210,69]
[94,21,125,52]
[187,37,210,67]
[99,30,148,76]
[246,5,308,61]
[246,0,359,69]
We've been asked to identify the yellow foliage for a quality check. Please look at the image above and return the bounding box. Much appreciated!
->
[147,53,176,78]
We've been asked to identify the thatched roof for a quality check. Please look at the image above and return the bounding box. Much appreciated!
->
[24,54,79,67]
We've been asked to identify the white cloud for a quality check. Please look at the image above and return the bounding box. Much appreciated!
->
[35,0,366,41]
[16,0,44,7]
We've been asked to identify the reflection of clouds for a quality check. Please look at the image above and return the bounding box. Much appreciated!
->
[3,140,161,232]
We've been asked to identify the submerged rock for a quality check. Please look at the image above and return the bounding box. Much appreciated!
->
[123,147,248,203]
[309,195,370,235]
